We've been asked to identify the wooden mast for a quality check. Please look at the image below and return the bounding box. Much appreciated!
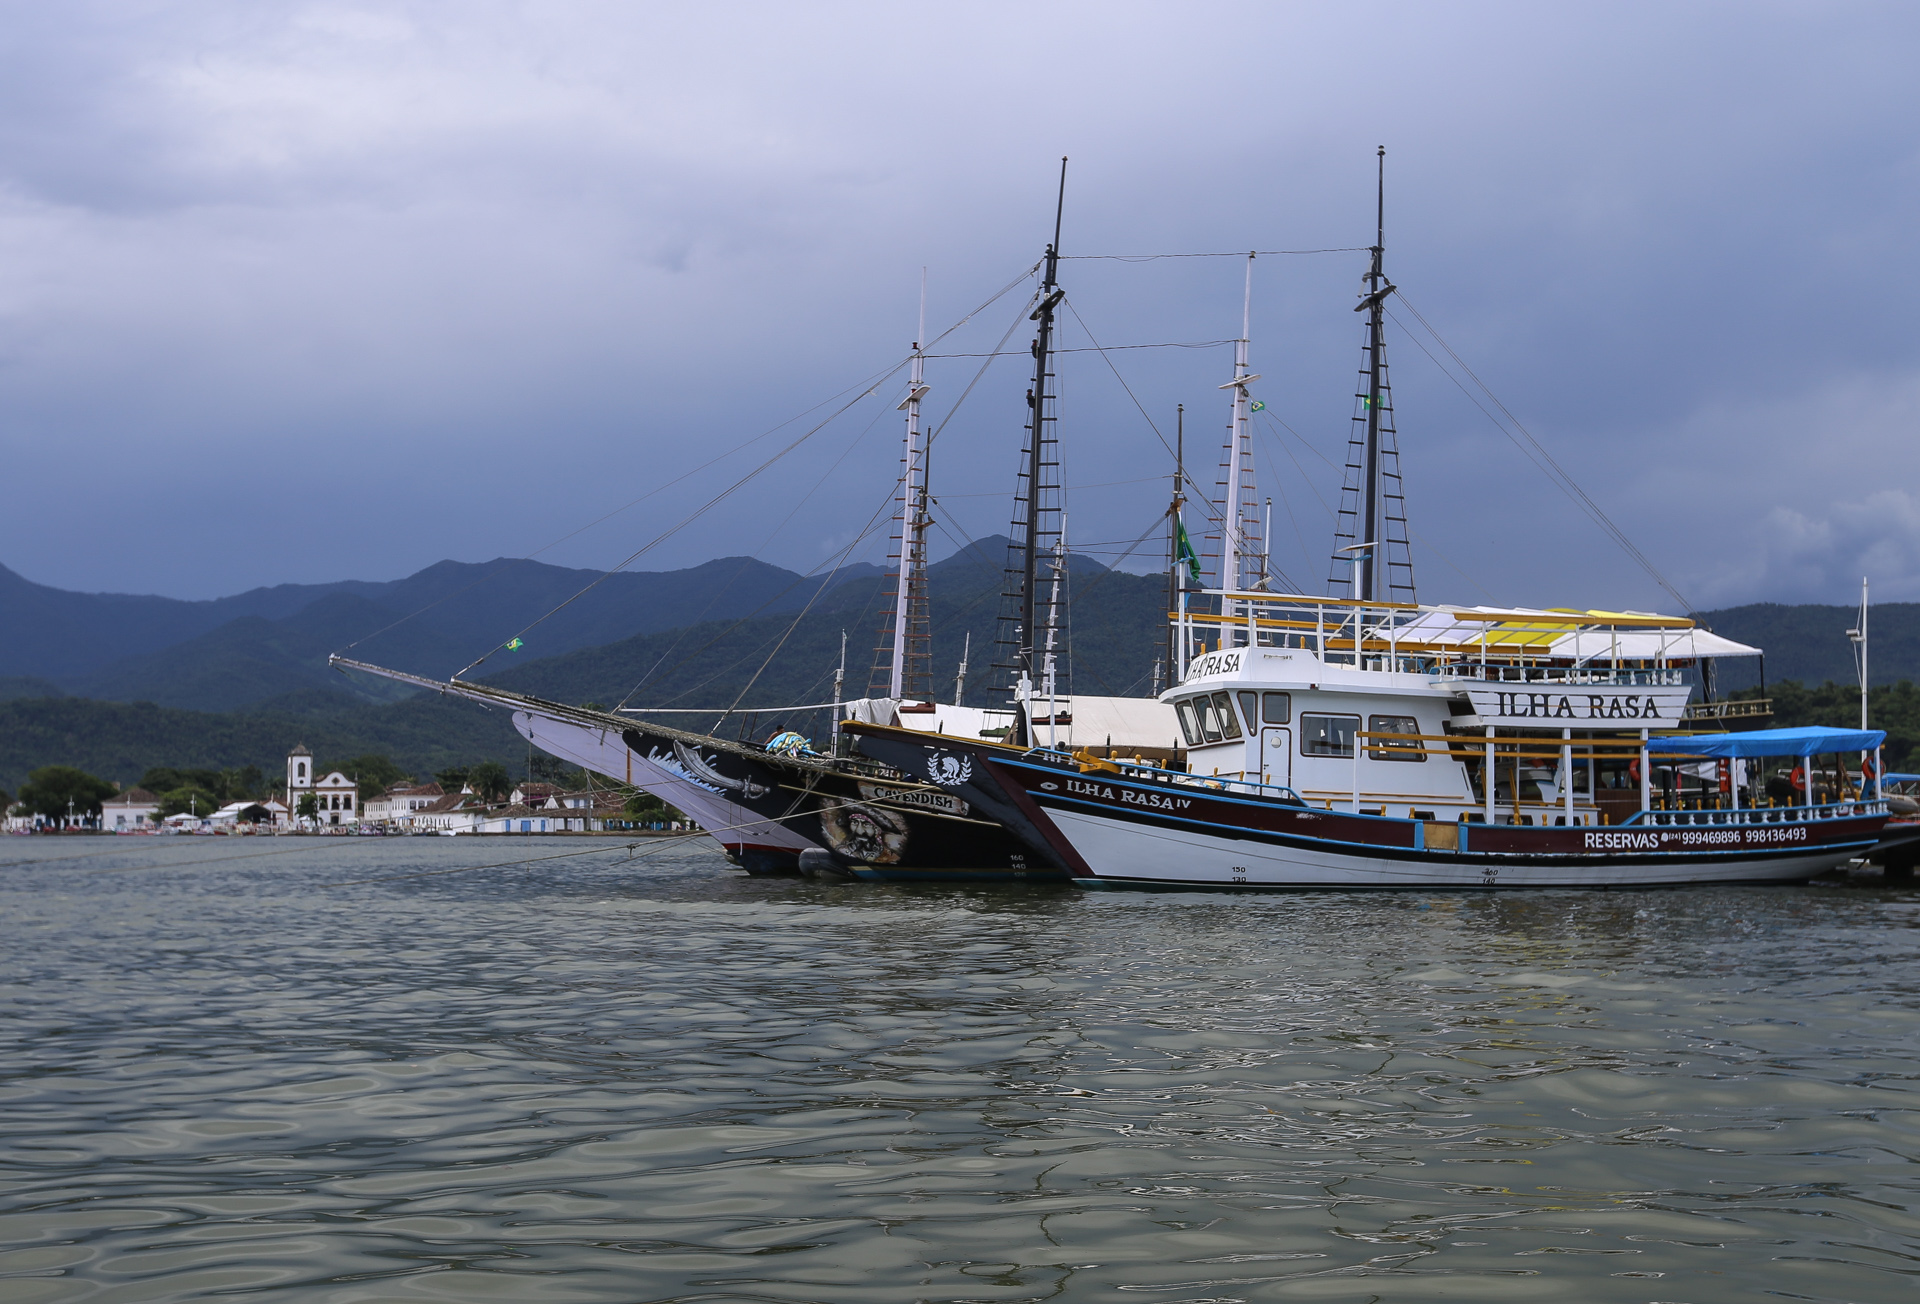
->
[1360,146,1386,603]
[1012,157,1067,747]
[885,272,932,700]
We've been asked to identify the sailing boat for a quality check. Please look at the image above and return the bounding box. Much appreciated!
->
[528,168,1096,881]
[334,165,1133,878]
[851,149,1892,889]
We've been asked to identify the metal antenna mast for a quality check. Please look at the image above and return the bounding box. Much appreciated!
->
[1164,403,1186,690]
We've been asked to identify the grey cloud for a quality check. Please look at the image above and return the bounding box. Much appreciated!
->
[0,2,1916,610]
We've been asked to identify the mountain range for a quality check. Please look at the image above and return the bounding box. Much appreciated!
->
[0,555,882,712]
[0,548,1910,792]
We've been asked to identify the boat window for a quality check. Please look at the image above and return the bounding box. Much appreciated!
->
[1368,714,1426,762]
[1192,696,1224,743]
[1211,692,1243,740]
[1237,692,1259,732]
[1300,713,1358,758]
[1262,692,1291,724]
[1173,698,1202,747]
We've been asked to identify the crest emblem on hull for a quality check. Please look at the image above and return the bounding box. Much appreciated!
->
[925,752,973,788]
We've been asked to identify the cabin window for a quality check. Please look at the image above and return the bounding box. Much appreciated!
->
[1368,714,1425,762]
[1174,699,1202,747]
[1262,692,1291,724]
[1211,693,1243,740]
[1237,691,1259,731]
[1190,697,1223,743]
[1300,713,1358,758]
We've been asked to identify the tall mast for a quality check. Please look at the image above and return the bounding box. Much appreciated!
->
[1360,146,1386,602]
[1012,157,1067,747]
[1219,254,1258,597]
[885,272,932,699]
[1328,146,1414,604]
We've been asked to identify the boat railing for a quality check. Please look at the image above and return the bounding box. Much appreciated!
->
[1430,663,1688,687]
[1620,799,1887,827]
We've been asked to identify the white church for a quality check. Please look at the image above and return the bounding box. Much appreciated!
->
[287,744,360,827]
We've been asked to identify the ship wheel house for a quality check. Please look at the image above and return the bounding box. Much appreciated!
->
[1165,593,1762,827]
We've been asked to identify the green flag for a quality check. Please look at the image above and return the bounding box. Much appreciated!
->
[504,637,524,651]
[1175,515,1202,585]
[1249,399,1265,413]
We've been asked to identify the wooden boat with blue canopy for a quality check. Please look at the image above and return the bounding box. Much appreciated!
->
[855,591,1890,888]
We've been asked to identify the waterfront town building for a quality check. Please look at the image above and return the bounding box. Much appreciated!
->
[362,782,445,826]
[286,744,359,826]
[101,787,160,830]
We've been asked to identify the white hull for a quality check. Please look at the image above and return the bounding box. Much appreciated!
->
[509,710,817,861]
[1050,807,1855,889]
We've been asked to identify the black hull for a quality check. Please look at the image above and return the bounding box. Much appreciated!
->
[621,725,1062,881]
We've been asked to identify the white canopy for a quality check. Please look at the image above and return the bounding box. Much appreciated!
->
[842,695,1180,751]
[1385,606,1760,660]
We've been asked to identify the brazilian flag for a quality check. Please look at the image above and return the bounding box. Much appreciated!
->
[1175,515,1202,585]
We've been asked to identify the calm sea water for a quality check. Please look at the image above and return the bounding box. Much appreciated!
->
[3,834,1919,1303]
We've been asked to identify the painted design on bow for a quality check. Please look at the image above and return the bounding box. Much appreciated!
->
[926,753,974,788]
[670,741,771,798]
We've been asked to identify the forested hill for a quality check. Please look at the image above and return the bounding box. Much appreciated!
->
[5,544,1918,793]
[478,535,1167,714]
[0,537,1161,791]
[0,555,881,712]
[1698,602,1914,691]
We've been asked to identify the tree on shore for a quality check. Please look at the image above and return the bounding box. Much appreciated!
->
[18,766,117,825]
[467,760,511,801]
[140,766,266,803]
[322,754,410,798]
[157,786,222,820]
[623,790,684,824]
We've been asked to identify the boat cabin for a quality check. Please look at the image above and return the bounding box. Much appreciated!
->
[1166,589,1763,826]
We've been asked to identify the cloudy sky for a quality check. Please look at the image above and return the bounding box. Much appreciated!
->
[2,1,1916,613]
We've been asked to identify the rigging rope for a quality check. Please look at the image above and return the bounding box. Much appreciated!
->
[448,264,1046,682]
[1057,296,1231,538]
[1063,248,1371,260]
[1387,292,1696,613]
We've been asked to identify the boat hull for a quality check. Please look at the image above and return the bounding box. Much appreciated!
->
[620,721,1066,882]
[509,710,817,873]
[987,752,1885,890]
[842,723,1069,875]
[1047,805,1861,888]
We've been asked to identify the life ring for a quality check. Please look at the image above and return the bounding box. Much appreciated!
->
[1791,764,1807,791]
[1717,759,1732,793]
[1862,752,1880,782]
[1628,757,1641,784]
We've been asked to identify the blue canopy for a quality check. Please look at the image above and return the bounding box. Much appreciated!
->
[1649,725,1886,758]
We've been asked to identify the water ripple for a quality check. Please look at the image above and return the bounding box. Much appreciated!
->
[3,837,1920,1300]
